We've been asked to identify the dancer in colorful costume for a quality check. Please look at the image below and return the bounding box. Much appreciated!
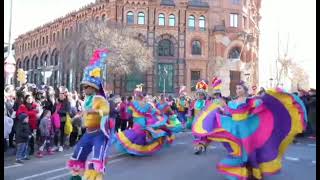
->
[154,94,183,134]
[186,80,209,129]
[192,80,307,180]
[193,77,226,155]
[176,86,189,130]
[115,85,175,156]
[67,49,115,180]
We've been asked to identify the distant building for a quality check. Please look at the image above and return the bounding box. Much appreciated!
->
[13,0,261,96]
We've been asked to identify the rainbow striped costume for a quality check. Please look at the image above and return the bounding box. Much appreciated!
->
[154,102,183,134]
[115,101,174,156]
[192,88,307,180]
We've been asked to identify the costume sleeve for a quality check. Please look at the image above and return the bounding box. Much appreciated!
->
[93,96,110,117]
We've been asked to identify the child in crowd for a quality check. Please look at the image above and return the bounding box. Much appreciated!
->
[37,110,55,158]
[15,113,31,164]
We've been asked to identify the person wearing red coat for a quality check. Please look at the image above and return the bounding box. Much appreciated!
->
[16,94,39,155]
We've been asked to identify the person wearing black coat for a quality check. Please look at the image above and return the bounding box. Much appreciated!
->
[53,87,71,152]
[15,113,32,163]
[9,89,25,148]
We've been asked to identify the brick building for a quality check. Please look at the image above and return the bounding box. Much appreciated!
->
[13,0,261,96]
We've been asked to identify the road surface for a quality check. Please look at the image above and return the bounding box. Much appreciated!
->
[4,132,316,180]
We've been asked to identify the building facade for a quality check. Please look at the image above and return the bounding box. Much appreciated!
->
[14,0,261,96]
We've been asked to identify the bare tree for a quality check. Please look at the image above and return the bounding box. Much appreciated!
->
[289,62,309,91]
[277,55,293,86]
[56,19,153,80]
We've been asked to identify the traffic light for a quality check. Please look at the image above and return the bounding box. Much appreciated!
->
[17,68,27,85]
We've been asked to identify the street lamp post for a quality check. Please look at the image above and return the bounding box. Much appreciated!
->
[163,67,168,95]
[4,0,15,85]
[244,73,250,83]
[269,78,274,88]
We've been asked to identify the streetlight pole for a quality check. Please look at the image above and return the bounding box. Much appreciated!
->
[4,0,16,85]
[8,0,13,54]
[163,67,167,95]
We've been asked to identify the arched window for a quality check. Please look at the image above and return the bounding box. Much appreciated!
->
[46,35,48,44]
[192,40,201,55]
[127,11,134,24]
[65,28,69,38]
[18,60,22,69]
[42,37,45,45]
[34,58,38,69]
[51,50,57,65]
[228,47,241,59]
[188,15,195,30]
[55,52,59,66]
[26,59,30,70]
[138,12,145,25]
[34,73,37,84]
[169,14,175,26]
[158,39,174,56]
[102,14,106,21]
[199,16,206,31]
[95,16,99,22]
[158,13,165,26]
[44,54,48,66]
[53,33,56,42]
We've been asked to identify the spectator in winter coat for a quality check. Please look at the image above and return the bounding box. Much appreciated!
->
[119,96,129,131]
[37,110,54,157]
[69,91,84,147]
[4,104,14,152]
[42,86,56,114]
[16,94,39,155]
[15,113,32,164]
[53,86,71,152]
[9,88,25,148]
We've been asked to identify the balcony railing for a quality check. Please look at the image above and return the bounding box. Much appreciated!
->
[213,25,226,32]
[160,0,175,6]
[188,0,209,8]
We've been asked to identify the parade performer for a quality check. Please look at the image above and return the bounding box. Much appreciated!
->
[193,77,227,155]
[154,94,183,134]
[114,84,175,156]
[186,80,209,129]
[192,80,307,180]
[67,49,115,180]
[176,86,189,130]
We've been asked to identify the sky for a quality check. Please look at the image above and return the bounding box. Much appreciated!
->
[4,0,316,88]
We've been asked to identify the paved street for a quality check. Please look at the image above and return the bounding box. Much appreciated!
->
[4,132,316,180]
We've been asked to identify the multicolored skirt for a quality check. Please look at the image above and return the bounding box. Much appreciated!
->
[115,117,175,156]
[192,88,307,180]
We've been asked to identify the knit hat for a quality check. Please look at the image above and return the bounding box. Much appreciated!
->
[18,113,28,121]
